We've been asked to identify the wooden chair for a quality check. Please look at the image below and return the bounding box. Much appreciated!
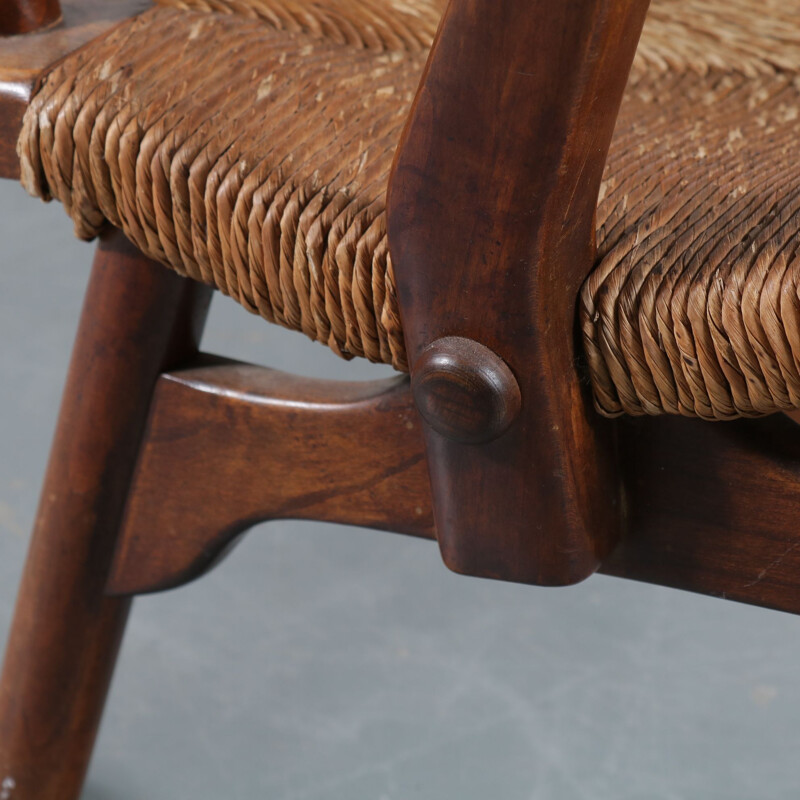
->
[2,0,800,795]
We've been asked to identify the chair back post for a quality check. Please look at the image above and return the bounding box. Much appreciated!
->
[0,0,61,35]
[388,0,650,586]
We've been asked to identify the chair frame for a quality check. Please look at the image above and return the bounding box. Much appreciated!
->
[3,0,800,795]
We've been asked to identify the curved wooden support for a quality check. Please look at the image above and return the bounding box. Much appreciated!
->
[0,0,61,35]
[108,360,435,595]
[388,0,650,586]
[108,354,800,618]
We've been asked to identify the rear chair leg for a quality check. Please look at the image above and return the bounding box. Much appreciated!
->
[0,231,210,799]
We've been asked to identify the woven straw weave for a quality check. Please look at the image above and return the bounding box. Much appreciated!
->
[17,0,800,418]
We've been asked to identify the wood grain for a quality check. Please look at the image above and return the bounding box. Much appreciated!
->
[0,230,210,799]
[104,350,800,618]
[411,336,521,445]
[603,413,800,615]
[388,0,650,586]
[108,360,434,595]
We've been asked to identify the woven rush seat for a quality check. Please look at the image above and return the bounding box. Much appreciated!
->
[18,0,800,418]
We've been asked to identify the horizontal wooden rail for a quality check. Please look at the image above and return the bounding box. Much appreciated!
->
[108,356,800,617]
[108,359,435,594]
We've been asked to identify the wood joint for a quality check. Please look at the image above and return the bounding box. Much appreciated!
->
[388,0,650,586]
[108,359,435,595]
[412,336,520,445]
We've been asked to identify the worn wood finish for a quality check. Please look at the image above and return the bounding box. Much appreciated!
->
[601,414,800,615]
[0,231,210,800]
[0,0,61,35]
[6,0,800,793]
[412,336,521,445]
[388,0,650,586]
[0,0,148,178]
[108,360,434,595]
[105,354,800,617]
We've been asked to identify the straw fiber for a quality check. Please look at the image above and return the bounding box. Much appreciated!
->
[17,0,800,417]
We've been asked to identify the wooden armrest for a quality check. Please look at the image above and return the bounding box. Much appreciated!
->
[388,0,651,585]
[0,0,148,179]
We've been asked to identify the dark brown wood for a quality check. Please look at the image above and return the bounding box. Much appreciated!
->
[107,357,800,616]
[0,230,210,800]
[108,360,434,595]
[412,336,520,445]
[601,413,800,616]
[0,0,61,35]
[388,0,651,586]
[0,0,148,178]
[6,0,800,793]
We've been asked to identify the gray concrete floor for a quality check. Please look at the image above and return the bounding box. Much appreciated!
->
[2,178,800,799]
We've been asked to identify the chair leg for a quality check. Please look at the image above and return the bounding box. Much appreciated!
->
[0,230,210,799]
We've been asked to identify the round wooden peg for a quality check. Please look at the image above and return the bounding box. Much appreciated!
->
[411,336,521,444]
